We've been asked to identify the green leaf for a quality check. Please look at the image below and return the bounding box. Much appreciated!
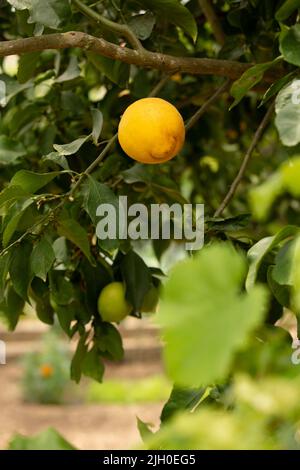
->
[82,346,105,383]
[276,0,300,21]
[137,418,154,442]
[91,108,103,145]
[161,386,207,423]
[121,251,152,311]
[95,322,124,361]
[246,225,299,290]
[0,283,25,330]
[157,243,269,387]
[53,136,90,156]
[30,237,55,282]
[230,60,280,109]
[9,242,33,301]
[248,173,284,221]
[42,152,70,170]
[0,136,26,166]
[140,0,197,41]
[0,251,11,302]
[17,52,40,84]
[83,176,120,251]
[7,1,31,9]
[2,198,34,247]
[56,56,80,83]
[11,170,59,193]
[273,239,297,286]
[267,266,290,308]
[280,156,300,196]
[83,176,118,225]
[57,218,94,264]
[49,272,76,306]
[30,277,54,325]
[0,185,29,211]
[259,72,295,107]
[28,0,72,30]
[86,52,130,87]
[280,25,300,66]
[71,332,88,383]
[275,80,300,146]
[128,12,156,40]
[8,428,76,450]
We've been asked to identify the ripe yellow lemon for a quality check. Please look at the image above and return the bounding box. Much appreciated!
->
[118,97,185,164]
[98,282,132,323]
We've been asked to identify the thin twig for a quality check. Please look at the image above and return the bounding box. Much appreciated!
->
[198,0,225,46]
[72,0,143,51]
[69,134,118,196]
[149,74,171,97]
[214,102,275,218]
[185,78,231,131]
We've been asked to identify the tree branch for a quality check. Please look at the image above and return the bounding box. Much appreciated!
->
[0,31,282,82]
[198,0,225,46]
[72,0,144,51]
[185,78,231,131]
[214,102,275,218]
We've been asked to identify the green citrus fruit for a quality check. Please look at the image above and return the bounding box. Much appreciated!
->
[98,282,132,323]
[141,285,159,313]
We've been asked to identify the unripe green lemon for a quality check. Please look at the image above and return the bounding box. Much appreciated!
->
[141,286,160,313]
[98,282,132,323]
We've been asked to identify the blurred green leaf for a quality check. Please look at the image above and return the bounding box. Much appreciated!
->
[82,346,104,383]
[0,136,26,166]
[275,80,300,146]
[246,225,299,290]
[8,428,76,450]
[158,243,269,387]
[276,0,300,21]
[17,52,40,84]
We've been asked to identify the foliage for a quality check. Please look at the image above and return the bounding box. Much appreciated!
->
[1,0,300,450]
[87,375,171,404]
[21,331,71,404]
[8,427,76,450]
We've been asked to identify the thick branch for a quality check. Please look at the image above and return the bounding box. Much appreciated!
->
[0,32,281,81]
[214,102,275,218]
[198,0,225,46]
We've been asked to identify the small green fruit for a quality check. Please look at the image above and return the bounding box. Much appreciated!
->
[141,285,159,313]
[98,282,132,323]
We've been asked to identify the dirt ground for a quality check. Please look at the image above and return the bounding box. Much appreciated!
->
[0,318,164,450]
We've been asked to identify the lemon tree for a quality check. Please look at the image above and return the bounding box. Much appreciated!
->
[1,0,300,450]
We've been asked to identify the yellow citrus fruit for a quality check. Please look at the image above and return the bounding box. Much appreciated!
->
[98,282,132,323]
[118,97,185,164]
